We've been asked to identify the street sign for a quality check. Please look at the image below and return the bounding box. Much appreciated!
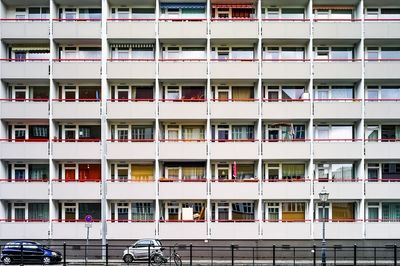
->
[85,215,93,228]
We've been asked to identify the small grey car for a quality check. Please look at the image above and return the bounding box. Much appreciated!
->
[122,239,164,263]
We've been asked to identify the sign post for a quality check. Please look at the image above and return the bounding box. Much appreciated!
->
[84,215,93,266]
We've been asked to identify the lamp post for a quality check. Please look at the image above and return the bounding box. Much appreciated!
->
[319,187,329,266]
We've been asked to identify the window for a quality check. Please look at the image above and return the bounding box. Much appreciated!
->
[367,202,379,221]
[332,203,355,221]
[263,47,305,60]
[314,86,354,100]
[132,202,155,221]
[366,86,400,100]
[314,8,353,19]
[162,46,205,60]
[213,6,255,19]
[314,125,353,140]
[28,7,50,19]
[11,47,50,61]
[213,86,254,101]
[132,125,154,140]
[282,202,305,221]
[382,163,400,181]
[266,203,279,221]
[28,203,49,221]
[265,163,306,181]
[212,47,255,60]
[380,8,400,19]
[182,125,205,140]
[314,46,354,60]
[78,203,101,220]
[232,202,254,220]
[232,126,254,140]
[60,46,101,59]
[316,163,354,181]
[366,47,400,60]
[132,8,155,19]
[59,8,101,20]
[382,203,400,222]
[29,164,49,181]
[367,163,379,182]
[164,163,206,181]
[265,85,305,101]
[265,124,305,141]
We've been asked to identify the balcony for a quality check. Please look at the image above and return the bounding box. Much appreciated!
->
[0,20,49,39]
[52,222,101,239]
[210,222,259,239]
[53,20,101,39]
[107,60,156,79]
[262,101,310,119]
[210,101,258,119]
[0,101,49,119]
[52,181,100,200]
[106,181,156,200]
[262,141,310,159]
[313,222,363,239]
[159,222,207,239]
[313,20,361,40]
[262,61,311,80]
[365,61,400,80]
[1,60,49,80]
[314,181,363,199]
[210,60,258,79]
[365,142,400,159]
[364,21,400,39]
[365,182,400,199]
[52,141,101,160]
[262,20,310,39]
[159,20,207,39]
[158,60,207,79]
[0,141,48,160]
[313,141,362,159]
[107,20,156,39]
[314,60,362,80]
[365,101,400,119]
[107,141,155,160]
[158,101,207,119]
[365,223,400,239]
[0,181,48,200]
[159,141,207,160]
[107,222,156,239]
[314,61,361,80]
[210,141,259,160]
[313,101,362,119]
[52,101,100,119]
[210,20,258,39]
[53,60,101,80]
[107,101,155,119]
[262,222,311,239]
[210,181,259,199]
[158,182,206,199]
[0,222,49,239]
[263,181,310,199]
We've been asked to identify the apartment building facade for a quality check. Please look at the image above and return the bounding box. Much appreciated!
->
[0,0,400,245]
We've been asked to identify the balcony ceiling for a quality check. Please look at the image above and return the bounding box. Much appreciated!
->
[313,0,359,6]
[365,0,398,6]
[107,0,156,6]
[54,0,100,6]
[262,0,309,7]
[2,0,49,6]
[211,0,256,4]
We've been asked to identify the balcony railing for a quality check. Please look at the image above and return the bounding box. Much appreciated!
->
[52,138,101,142]
[0,178,48,182]
[0,138,49,142]
[0,218,49,222]
[159,177,206,182]
[52,178,101,183]
[0,98,49,102]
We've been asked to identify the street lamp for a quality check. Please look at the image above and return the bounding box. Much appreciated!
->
[319,187,329,266]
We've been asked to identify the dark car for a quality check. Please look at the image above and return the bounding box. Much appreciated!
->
[1,241,62,265]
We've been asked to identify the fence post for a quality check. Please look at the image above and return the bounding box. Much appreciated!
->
[190,243,193,266]
[353,244,357,266]
[231,244,234,266]
[313,245,316,266]
[105,243,109,266]
[148,244,151,266]
[63,242,66,266]
[272,244,276,266]
[394,244,397,266]
[20,243,23,266]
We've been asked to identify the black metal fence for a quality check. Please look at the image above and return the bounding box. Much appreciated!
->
[0,243,398,265]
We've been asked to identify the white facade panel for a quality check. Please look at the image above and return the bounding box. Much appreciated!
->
[106,182,156,200]
[159,222,207,239]
[210,222,259,239]
[52,222,102,239]
[262,102,311,119]
[365,142,400,159]
[0,142,49,160]
[107,21,156,39]
[107,142,156,160]
[1,21,49,39]
[262,222,311,239]
[314,102,362,119]
[52,182,101,200]
[52,142,101,160]
[210,21,258,39]
[0,222,49,239]
[210,142,259,160]
[107,223,156,239]
[0,102,49,119]
[314,142,362,160]
[158,182,207,200]
[263,182,310,200]
[210,182,259,200]
[52,102,100,119]
[107,102,155,119]
[210,102,258,119]
[159,102,207,120]
[313,222,363,239]
[262,142,311,160]
[159,142,207,160]
[0,182,49,200]
[314,182,363,200]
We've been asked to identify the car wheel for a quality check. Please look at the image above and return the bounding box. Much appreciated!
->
[150,253,164,266]
[43,256,52,265]
[2,256,12,265]
[123,254,134,263]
